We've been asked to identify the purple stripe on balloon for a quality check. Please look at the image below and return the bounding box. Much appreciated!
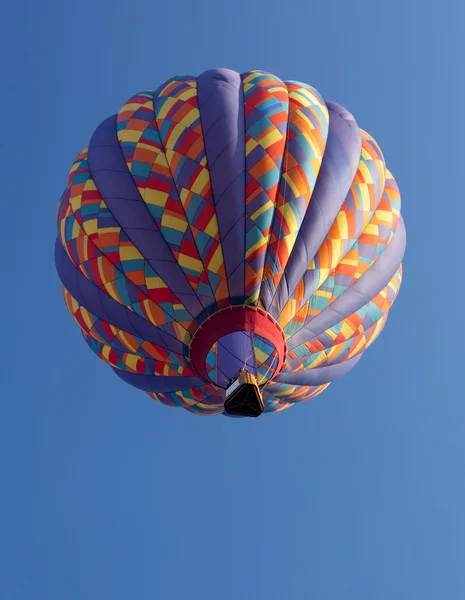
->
[197,69,246,302]
[112,370,205,393]
[87,115,204,319]
[55,239,186,355]
[277,353,362,384]
[287,216,406,349]
[266,101,362,318]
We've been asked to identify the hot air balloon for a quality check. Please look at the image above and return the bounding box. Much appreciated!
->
[55,68,405,418]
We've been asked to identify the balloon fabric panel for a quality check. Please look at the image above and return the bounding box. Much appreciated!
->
[55,69,406,417]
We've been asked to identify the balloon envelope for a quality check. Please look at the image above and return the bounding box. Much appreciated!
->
[55,69,405,416]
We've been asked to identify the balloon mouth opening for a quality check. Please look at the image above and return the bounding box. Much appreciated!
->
[189,305,287,386]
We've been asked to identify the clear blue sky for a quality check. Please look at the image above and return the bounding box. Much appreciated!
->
[2,1,464,598]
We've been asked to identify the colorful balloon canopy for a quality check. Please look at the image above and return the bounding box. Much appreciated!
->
[55,68,405,417]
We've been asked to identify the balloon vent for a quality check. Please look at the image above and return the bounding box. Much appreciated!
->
[224,370,264,418]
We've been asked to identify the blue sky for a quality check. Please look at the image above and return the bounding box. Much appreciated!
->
[2,0,465,598]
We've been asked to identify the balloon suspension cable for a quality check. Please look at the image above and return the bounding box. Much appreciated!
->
[242,333,256,372]
[254,109,291,390]
[268,107,291,310]
[258,352,279,389]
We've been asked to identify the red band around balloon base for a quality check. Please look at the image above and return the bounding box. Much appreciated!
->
[189,305,288,384]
